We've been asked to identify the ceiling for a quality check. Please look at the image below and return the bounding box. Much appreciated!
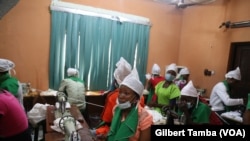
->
[0,0,19,20]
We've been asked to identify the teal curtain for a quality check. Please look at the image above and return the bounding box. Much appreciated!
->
[49,10,150,91]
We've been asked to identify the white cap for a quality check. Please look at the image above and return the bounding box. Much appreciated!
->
[179,67,190,75]
[120,68,144,97]
[114,57,132,84]
[225,67,241,80]
[181,81,198,98]
[0,58,15,72]
[67,68,79,76]
[166,63,177,74]
[151,63,161,75]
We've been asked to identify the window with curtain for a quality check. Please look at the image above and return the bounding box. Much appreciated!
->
[49,1,151,91]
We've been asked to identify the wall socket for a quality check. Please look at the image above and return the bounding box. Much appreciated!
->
[204,69,215,76]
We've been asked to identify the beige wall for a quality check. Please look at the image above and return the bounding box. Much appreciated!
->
[0,0,249,97]
[178,0,250,96]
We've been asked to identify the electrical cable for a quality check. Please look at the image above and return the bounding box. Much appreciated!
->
[67,97,104,108]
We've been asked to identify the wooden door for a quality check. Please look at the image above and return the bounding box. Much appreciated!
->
[228,41,250,99]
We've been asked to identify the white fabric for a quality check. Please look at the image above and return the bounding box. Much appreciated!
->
[114,57,132,84]
[209,82,244,112]
[50,117,83,134]
[221,111,242,123]
[120,68,144,97]
[27,103,50,125]
[40,89,58,96]
[151,63,161,75]
[17,81,24,110]
[145,106,166,125]
[225,67,241,80]
[179,67,190,75]
[165,63,177,74]
[67,68,79,76]
[0,58,15,72]
[143,89,149,95]
[145,73,151,80]
[181,81,198,97]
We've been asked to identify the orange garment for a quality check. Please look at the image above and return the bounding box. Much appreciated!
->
[96,88,145,135]
[110,104,153,141]
[129,105,152,141]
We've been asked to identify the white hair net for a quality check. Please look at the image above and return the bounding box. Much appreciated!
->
[120,68,144,97]
[151,63,161,75]
[166,63,177,74]
[67,68,79,77]
[179,67,190,75]
[181,81,198,98]
[0,58,15,72]
[225,67,241,80]
[114,57,132,84]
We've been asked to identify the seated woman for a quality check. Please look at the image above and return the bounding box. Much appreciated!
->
[0,89,32,141]
[149,63,180,115]
[178,80,211,125]
[174,67,190,90]
[94,57,144,136]
[98,68,153,141]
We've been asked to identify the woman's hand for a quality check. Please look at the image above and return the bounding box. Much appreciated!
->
[96,134,107,141]
[148,101,157,107]
[178,101,188,113]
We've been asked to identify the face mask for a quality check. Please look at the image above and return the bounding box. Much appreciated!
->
[179,76,183,80]
[186,102,193,109]
[116,96,136,110]
[165,73,175,81]
[117,99,131,109]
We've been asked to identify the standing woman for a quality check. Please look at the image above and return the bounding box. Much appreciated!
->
[106,68,153,141]
[144,63,165,105]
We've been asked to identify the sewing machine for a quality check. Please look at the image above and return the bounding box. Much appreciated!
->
[55,92,81,141]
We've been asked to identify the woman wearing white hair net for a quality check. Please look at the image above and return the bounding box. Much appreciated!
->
[0,58,24,108]
[144,63,165,105]
[178,81,212,125]
[148,63,181,115]
[209,67,247,116]
[174,67,190,90]
[98,68,152,141]
[94,57,145,137]
[58,68,86,116]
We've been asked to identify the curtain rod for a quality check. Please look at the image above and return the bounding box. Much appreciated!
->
[50,0,151,26]
[219,20,250,29]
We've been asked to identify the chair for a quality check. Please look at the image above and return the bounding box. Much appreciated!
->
[29,94,47,141]
[30,119,46,141]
